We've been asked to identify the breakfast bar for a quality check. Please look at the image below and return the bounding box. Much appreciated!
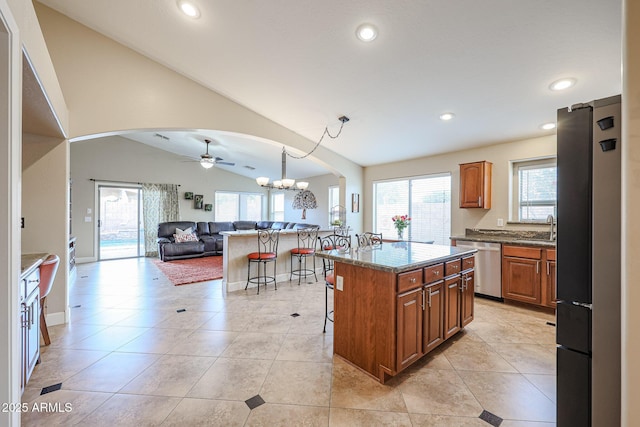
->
[318,242,477,383]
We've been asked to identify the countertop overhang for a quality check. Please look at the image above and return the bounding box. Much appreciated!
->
[450,235,556,248]
[317,242,477,274]
[21,253,49,279]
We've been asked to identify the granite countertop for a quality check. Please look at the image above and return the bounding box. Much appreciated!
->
[317,241,477,274]
[21,253,49,279]
[450,228,556,248]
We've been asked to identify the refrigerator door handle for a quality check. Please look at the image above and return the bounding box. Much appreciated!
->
[572,301,593,310]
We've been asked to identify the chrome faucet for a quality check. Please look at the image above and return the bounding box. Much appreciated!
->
[546,215,555,241]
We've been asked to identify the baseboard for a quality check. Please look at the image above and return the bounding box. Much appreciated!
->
[76,256,96,264]
[46,310,67,326]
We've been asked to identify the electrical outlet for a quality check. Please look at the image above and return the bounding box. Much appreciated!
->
[497,218,504,227]
[336,275,344,291]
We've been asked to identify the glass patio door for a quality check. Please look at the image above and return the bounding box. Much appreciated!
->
[98,185,144,260]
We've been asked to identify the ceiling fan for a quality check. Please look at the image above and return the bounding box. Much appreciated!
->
[198,139,235,169]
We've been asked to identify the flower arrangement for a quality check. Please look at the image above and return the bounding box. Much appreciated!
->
[392,215,411,236]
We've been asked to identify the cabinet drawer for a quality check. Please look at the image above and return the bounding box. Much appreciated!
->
[24,269,40,298]
[546,249,556,261]
[424,264,444,283]
[503,245,542,260]
[398,270,423,293]
[462,256,475,271]
[445,259,461,277]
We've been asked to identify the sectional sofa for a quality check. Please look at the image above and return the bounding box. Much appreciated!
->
[157,220,319,261]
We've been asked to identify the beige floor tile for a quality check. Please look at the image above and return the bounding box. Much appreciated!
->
[409,413,488,426]
[245,403,329,427]
[465,321,537,344]
[401,350,455,373]
[46,322,109,348]
[443,340,519,373]
[244,313,293,334]
[330,357,407,412]
[63,352,161,392]
[260,360,332,406]
[329,407,413,426]
[187,357,272,400]
[153,310,216,330]
[78,394,181,426]
[28,348,110,389]
[220,332,285,359]
[166,329,238,356]
[20,389,112,426]
[74,308,139,326]
[276,333,333,362]
[494,343,556,375]
[113,309,176,327]
[500,421,556,427]
[524,373,556,403]
[458,370,556,422]
[120,354,214,397]
[67,325,149,352]
[161,398,250,426]
[287,310,331,335]
[117,327,192,354]
[200,311,251,332]
[397,369,483,416]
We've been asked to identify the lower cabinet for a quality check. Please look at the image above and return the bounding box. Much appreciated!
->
[444,275,461,339]
[461,270,475,327]
[397,288,423,370]
[423,281,444,353]
[502,245,556,309]
[20,268,40,392]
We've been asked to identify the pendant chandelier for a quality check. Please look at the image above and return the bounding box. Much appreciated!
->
[256,115,349,191]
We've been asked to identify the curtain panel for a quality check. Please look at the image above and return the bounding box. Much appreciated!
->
[142,183,180,257]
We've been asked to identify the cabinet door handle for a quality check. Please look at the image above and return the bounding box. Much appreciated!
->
[478,196,482,206]
[536,261,540,274]
[546,261,550,276]
[27,305,32,330]
[422,290,426,311]
[428,289,432,308]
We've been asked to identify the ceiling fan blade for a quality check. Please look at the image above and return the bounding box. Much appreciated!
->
[216,161,235,166]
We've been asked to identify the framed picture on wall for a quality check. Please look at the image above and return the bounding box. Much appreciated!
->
[194,194,203,209]
[352,193,360,213]
[204,204,212,211]
[184,192,194,200]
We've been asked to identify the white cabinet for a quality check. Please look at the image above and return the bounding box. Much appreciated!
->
[21,268,40,391]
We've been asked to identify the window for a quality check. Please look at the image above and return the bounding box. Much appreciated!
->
[512,158,557,221]
[271,193,284,221]
[215,191,264,221]
[328,185,340,211]
[373,174,451,245]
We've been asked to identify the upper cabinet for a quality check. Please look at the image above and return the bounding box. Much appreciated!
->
[459,161,492,209]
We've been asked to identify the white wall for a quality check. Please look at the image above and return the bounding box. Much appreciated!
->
[363,135,556,235]
[281,173,340,226]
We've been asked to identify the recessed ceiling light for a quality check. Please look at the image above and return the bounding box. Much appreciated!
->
[439,112,455,121]
[177,0,200,18]
[549,78,576,91]
[541,122,556,130]
[356,24,378,42]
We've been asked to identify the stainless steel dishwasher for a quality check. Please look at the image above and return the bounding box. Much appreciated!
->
[455,240,502,300]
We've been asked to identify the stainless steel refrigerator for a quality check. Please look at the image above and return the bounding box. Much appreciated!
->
[556,95,621,426]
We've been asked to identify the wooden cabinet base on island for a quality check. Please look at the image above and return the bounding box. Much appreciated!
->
[330,249,475,384]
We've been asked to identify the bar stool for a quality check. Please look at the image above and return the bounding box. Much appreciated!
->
[290,227,319,285]
[356,232,383,249]
[246,229,280,294]
[318,233,351,333]
[39,254,60,346]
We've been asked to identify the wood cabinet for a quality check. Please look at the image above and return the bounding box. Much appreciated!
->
[459,161,492,209]
[444,275,461,339]
[423,281,444,353]
[397,288,422,370]
[502,245,556,309]
[332,252,475,383]
[544,249,557,308]
[461,270,475,327]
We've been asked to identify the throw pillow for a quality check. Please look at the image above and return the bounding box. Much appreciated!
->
[174,232,198,243]
[175,227,193,235]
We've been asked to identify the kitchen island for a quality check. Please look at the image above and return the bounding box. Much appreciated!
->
[318,242,476,383]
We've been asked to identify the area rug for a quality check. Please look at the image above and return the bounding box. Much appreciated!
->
[152,256,223,286]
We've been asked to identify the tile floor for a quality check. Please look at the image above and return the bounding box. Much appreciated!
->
[22,257,557,426]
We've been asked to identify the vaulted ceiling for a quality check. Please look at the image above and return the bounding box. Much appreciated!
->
[37,0,622,179]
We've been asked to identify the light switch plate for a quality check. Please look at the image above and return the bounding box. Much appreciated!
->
[336,275,344,291]
[84,216,92,222]
[87,208,92,214]
[497,218,504,227]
